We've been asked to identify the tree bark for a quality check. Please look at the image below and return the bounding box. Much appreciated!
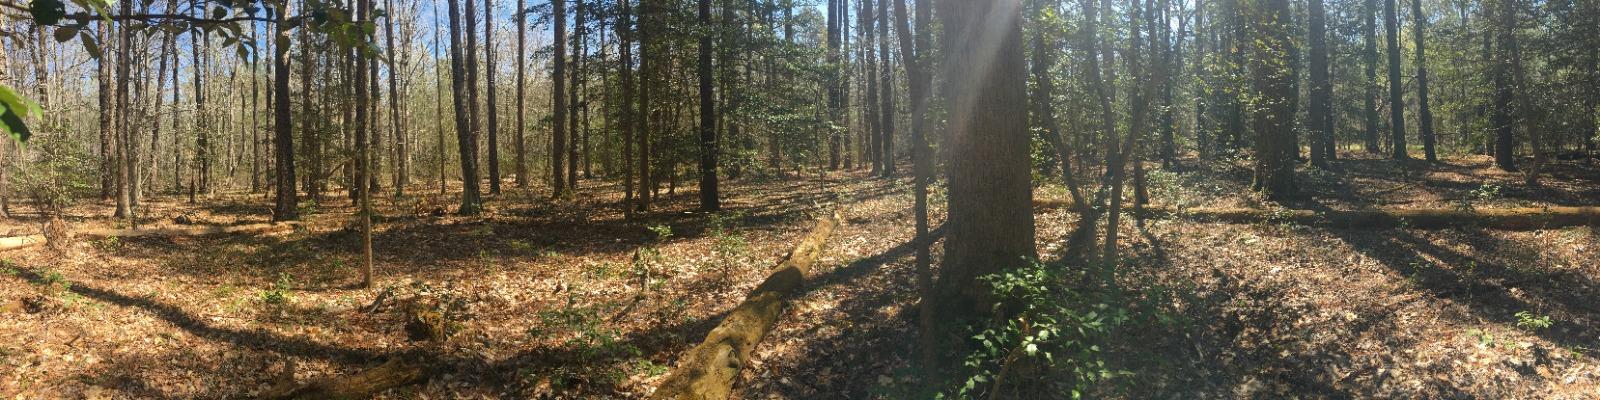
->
[935,0,1035,314]
[650,215,839,400]
[696,0,719,211]
[1412,0,1436,161]
[1363,0,1381,154]
[1308,0,1331,168]
[448,0,483,213]
[485,0,501,194]
[877,0,894,177]
[515,0,528,187]
[1248,0,1298,199]
[272,0,299,221]
[1384,0,1407,159]
[552,0,569,197]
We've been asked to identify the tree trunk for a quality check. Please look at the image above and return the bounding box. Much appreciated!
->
[619,0,636,210]
[1363,0,1381,154]
[696,0,720,211]
[463,0,483,207]
[1384,0,1407,159]
[892,0,934,378]
[355,0,375,288]
[862,0,880,175]
[1249,0,1298,199]
[1308,0,1331,168]
[485,0,501,195]
[515,0,528,187]
[935,0,1035,315]
[387,0,408,196]
[636,0,651,211]
[877,0,894,177]
[272,0,299,221]
[826,0,842,170]
[1412,0,1435,161]
[449,0,484,213]
[1491,0,1515,171]
[567,0,583,191]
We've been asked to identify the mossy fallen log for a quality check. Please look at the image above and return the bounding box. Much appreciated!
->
[1033,199,1600,230]
[650,214,842,400]
[263,357,426,400]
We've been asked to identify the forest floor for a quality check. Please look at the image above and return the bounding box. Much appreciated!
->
[1,154,1598,399]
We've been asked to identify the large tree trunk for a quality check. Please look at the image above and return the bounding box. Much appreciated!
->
[1384,0,1407,159]
[935,0,1035,314]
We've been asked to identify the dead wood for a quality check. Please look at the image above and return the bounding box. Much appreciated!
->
[649,214,842,400]
[262,357,426,400]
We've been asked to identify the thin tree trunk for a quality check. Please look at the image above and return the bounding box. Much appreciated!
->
[696,0,719,211]
[1384,0,1407,159]
[619,0,635,210]
[1412,0,1436,161]
[1364,0,1381,154]
[1308,0,1331,168]
[551,0,569,197]
[515,0,528,187]
[485,0,501,194]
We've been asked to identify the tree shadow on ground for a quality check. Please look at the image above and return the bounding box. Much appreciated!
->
[1324,225,1600,354]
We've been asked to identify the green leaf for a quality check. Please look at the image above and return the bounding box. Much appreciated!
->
[0,84,39,144]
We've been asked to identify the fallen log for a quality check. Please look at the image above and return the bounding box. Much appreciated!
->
[0,222,303,253]
[650,214,842,400]
[263,357,426,400]
[77,222,301,238]
[0,234,46,252]
[264,292,450,399]
[1033,199,1600,230]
